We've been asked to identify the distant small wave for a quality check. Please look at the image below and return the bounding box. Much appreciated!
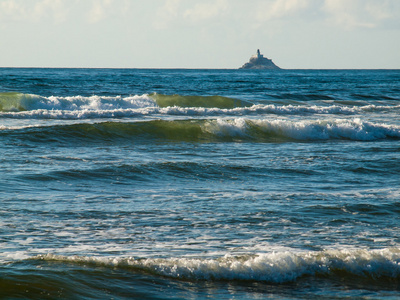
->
[2,118,399,143]
[35,248,400,283]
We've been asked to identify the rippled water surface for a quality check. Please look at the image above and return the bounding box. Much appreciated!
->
[1,68,400,299]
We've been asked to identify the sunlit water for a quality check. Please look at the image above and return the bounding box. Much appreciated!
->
[1,68,400,299]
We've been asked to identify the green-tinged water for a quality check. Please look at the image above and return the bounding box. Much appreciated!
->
[151,93,253,108]
[1,68,400,299]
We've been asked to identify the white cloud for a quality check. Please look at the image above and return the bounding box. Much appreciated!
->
[87,0,114,23]
[162,0,181,17]
[0,0,23,16]
[86,0,132,24]
[256,0,310,21]
[0,0,71,23]
[365,2,392,21]
[153,0,182,29]
[323,0,399,29]
[0,0,28,22]
[323,0,374,28]
[252,0,400,30]
[154,0,229,29]
[32,0,70,23]
[183,0,229,22]
[0,0,130,24]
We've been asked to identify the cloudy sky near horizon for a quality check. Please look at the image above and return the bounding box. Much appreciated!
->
[1,0,399,69]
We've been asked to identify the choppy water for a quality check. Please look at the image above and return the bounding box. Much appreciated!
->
[1,68,400,299]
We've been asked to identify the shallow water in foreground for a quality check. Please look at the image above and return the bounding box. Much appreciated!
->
[1,68,400,299]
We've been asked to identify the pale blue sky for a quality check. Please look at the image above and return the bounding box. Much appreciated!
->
[1,0,399,69]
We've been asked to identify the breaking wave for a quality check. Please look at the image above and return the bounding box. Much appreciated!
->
[34,248,400,283]
[1,92,399,120]
[2,118,400,143]
[0,92,157,112]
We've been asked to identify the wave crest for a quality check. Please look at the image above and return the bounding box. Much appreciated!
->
[35,248,400,283]
[150,93,253,108]
[2,118,399,143]
[0,92,156,112]
[1,93,400,120]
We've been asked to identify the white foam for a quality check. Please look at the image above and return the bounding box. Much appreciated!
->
[203,118,400,141]
[6,94,157,112]
[35,248,400,282]
[1,115,399,141]
[2,94,400,120]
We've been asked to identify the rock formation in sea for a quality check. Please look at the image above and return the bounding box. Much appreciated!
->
[239,49,280,70]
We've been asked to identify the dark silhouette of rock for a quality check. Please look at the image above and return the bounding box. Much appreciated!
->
[240,49,280,70]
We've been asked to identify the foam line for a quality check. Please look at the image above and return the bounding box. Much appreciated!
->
[35,248,400,283]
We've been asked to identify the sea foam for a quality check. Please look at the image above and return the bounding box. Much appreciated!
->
[203,118,400,141]
[0,93,156,112]
[2,118,399,142]
[1,93,399,120]
[35,248,400,283]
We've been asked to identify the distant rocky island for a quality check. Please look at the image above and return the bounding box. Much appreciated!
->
[239,49,280,70]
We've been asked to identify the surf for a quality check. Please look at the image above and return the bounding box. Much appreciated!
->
[2,118,400,144]
[33,247,400,283]
[0,92,157,112]
[2,92,400,121]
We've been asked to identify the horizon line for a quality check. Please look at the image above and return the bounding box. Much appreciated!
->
[1,67,399,71]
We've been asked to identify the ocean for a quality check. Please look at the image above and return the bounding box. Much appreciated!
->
[0,68,399,299]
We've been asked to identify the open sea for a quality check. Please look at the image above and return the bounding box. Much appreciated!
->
[1,68,400,299]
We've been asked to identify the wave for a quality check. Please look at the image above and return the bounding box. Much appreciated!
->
[34,248,400,283]
[151,93,253,108]
[2,118,399,143]
[1,92,399,119]
[0,92,249,112]
[0,92,157,112]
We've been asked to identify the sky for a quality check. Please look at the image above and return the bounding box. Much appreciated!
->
[1,0,399,69]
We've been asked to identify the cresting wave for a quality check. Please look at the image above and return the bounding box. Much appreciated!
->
[1,92,400,119]
[0,92,157,112]
[34,248,400,283]
[2,118,400,142]
[0,92,249,112]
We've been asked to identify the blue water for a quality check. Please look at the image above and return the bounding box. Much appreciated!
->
[1,68,400,299]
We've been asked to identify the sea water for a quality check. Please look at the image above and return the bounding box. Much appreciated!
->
[1,68,400,299]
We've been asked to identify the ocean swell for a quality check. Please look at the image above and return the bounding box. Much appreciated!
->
[0,92,157,112]
[35,248,400,283]
[1,92,399,120]
[2,118,400,143]
[151,93,253,108]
